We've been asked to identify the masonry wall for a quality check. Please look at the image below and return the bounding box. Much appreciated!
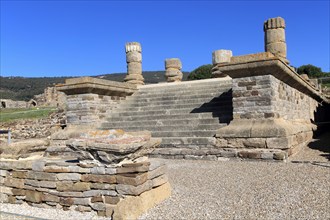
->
[232,75,318,121]
[0,159,169,218]
[66,94,125,126]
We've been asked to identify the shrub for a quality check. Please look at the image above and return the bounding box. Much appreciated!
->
[187,64,213,80]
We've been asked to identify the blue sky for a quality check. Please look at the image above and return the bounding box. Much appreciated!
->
[1,0,329,77]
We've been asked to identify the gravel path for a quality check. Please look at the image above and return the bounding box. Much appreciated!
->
[1,133,329,220]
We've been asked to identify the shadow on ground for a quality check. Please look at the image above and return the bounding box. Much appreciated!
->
[308,131,330,161]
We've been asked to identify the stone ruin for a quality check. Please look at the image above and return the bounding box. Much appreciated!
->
[0,129,171,219]
[54,16,329,162]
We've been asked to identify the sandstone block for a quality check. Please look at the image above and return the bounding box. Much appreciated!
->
[91,167,105,175]
[12,171,27,179]
[265,42,286,58]
[25,179,56,189]
[116,172,148,186]
[11,188,26,196]
[148,165,167,180]
[82,190,117,197]
[60,197,74,206]
[126,51,142,63]
[265,28,285,44]
[25,190,43,203]
[27,171,56,181]
[0,186,13,195]
[212,50,232,64]
[104,196,120,204]
[68,166,91,173]
[116,180,152,196]
[75,205,92,212]
[238,151,261,159]
[32,160,46,172]
[4,177,25,189]
[73,197,91,206]
[81,174,116,184]
[90,202,106,211]
[91,196,103,203]
[152,175,168,188]
[273,151,287,160]
[42,193,60,202]
[0,193,9,202]
[266,137,290,149]
[165,58,182,69]
[56,173,81,181]
[91,183,116,190]
[43,166,70,173]
[116,165,149,174]
[0,170,8,177]
[8,195,17,204]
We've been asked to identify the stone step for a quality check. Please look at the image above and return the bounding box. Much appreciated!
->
[101,124,223,132]
[115,101,232,112]
[120,97,232,109]
[126,91,232,103]
[138,78,232,93]
[101,118,220,128]
[152,130,217,138]
[107,113,232,122]
[159,137,215,145]
[135,86,232,97]
[110,107,232,117]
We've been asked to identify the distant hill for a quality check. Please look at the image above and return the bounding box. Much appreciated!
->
[0,71,190,101]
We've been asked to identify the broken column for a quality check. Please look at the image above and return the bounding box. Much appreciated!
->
[165,58,183,82]
[264,17,288,63]
[124,42,144,85]
[211,50,232,77]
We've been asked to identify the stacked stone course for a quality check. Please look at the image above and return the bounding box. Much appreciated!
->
[0,158,170,219]
[124,42,144,85]
[165,58,183,82]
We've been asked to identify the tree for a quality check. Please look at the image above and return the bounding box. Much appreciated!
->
[297,64,324,78]
[187,64,213,80]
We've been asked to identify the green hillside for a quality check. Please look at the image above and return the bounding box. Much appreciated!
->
[0,71,189,101]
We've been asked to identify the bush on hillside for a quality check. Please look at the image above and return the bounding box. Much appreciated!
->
[187,64,213,80]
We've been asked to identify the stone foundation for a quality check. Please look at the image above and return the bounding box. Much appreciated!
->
[0,158,170,219]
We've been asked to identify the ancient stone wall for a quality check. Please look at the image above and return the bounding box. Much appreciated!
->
[233,75,318,122]
[66,94,125,126]
[0,99,27,109]
[0,159,170,219]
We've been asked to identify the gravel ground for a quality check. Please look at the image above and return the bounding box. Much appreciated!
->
[1,133,329,220]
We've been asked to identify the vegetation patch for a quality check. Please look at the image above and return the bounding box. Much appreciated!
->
[0,107,56,123]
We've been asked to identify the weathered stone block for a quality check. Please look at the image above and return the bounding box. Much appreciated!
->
[75,205,92,212]
[11,188,26,196]
[81,174,116,184]
[116,173,148,186]
[0,186,13,195]
[12,171,27,179]
[90,183,116,190]
[25,190,43,203]
[27,171,56,181]
[32,160,46,172]
[43,166,70,173]
[212,50,232,64]
[4,177,25,189]
[266,137,290,149]
[90,202,106,211]
[60,197,74,206]
[152,175,168,188]
[238,151,261,159]
[91,196,103,203]
[56,173,81,181]
[116,180,152,196]
[73,197,91,206]
[42,193,60,202]
[104,196,120,204]
[148,165,167,180]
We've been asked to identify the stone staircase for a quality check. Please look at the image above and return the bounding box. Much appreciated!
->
[100,78,233,157]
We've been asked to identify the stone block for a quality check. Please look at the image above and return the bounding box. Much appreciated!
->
[148,165,167,180]
[56,173,81,181]
[27,171,56,181]
[116,180,152,196]
[265,28,285,44]
[81,174,116,184]
[0,186,13,195]
[32,160,46,172]
[90,183,116,190]
[116,173,148,186]
[238,151,261,159]
[0,193,9,202]
[68,166,91,173]
[42,193,60,202]
[73,197,91,206]
[152,175,168,188]
[116,165,149,174]
[261,152,274,160]
[90,202,106,211]
[75,205,92,212]
[266,137,290,149]
[91,167,105,175]
[4,177,25,189]
[212,50,232,64]
[25,179,56,189]
[91,196,103,203]
[8,195,17,204]
[104,196,120,204]
[82,190,117,197]
[60,197,74,206]
[12,171,27,179]
[25,190,43,203]
[0,170,8,177]
[273,151,287,160]
[242,138,267,148]
[56,181,90,192]
[11,188,26,196]
[43,166,71,173]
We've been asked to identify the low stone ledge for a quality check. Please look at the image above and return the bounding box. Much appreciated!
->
[57,77,138,96]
